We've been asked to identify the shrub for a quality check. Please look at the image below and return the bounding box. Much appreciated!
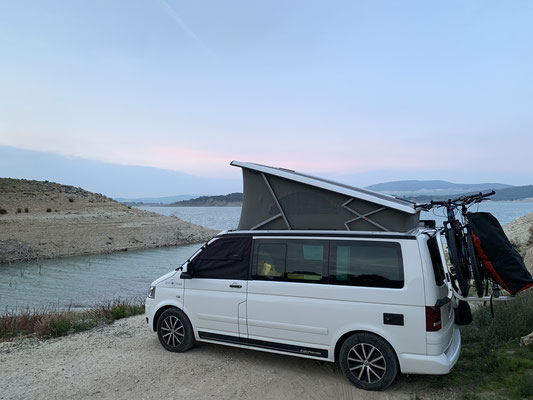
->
[16,208,22,213]
[0,208,7,215]
[24,208,29,213]
[71,318,97,333]
[461,289,533,348]
[110,304,127,320]
[46,208,52,212]
[431,289,533,397]
[47,316,72,337]
[68,198,74,203]
[513,373,533,398]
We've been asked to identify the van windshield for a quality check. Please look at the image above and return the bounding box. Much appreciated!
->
[176,241,210,270]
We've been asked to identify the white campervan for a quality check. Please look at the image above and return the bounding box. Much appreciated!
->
[145,162,463,391]
[145,229,460,391]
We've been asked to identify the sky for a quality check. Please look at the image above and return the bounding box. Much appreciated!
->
[1,0,533,195]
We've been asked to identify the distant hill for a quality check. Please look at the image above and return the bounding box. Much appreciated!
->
[116,194,198,205]
[404,185,533,203]
[167,193,243,207]
[366,180,512,193]
[491,185,533,201]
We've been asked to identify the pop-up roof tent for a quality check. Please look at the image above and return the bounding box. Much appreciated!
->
[231,161,420,232]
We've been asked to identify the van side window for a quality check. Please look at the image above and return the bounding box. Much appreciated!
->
[253,240,328,283]
[256,243,286,278]
[427,237,445,286]
[329,241,404,288]
[287,241,328,282]
[190,236,251,280]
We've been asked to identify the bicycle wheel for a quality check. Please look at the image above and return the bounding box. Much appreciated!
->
[465,230,484,297]
[445,228,470,297]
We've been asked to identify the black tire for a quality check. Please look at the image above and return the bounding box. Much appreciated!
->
[339,332,398,391]
[446,229,470,297]
[465,231,484,297]
[156,308,195,352]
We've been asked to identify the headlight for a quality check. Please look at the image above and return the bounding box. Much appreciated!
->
[147,286,156,299]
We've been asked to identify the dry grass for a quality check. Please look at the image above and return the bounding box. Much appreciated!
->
[0,298,145,340]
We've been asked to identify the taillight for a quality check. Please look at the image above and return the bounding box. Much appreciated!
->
[425,306,442,331]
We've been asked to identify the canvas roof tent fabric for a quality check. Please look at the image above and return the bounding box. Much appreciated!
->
[231,161,419,233]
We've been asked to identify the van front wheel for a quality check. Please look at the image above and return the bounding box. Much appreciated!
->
[156,308,195,352]
[339,333,398,391]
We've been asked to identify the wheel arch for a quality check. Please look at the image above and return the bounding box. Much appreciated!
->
[152,304,186,332]
[334,330,400,365]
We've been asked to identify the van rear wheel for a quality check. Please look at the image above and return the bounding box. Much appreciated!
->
[339,332,398,391]
[157,308,195,352]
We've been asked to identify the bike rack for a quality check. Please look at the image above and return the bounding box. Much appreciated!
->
[451,290,516,303]
[434,230,516,306]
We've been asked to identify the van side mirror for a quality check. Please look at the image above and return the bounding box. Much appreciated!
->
[180,272,192,279]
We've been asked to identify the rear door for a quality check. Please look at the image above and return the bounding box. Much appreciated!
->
[419,232,455,355]
[183,236,251,340]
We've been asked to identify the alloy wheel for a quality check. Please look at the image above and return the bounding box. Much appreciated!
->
[160,315,185,347]
[346,343,387,384]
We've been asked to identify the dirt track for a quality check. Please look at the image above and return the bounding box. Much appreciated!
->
[0,316,459,400]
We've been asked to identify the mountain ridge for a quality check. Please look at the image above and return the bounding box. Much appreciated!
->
[165,193,243,207]
[366,180,512,192]
[403,185,533,202]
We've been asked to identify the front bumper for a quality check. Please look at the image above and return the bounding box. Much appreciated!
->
[145,298,155,331]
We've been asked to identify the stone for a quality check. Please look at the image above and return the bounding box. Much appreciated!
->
[520,331,533,347]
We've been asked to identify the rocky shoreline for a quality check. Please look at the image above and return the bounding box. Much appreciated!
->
[504,211,533,273]
[0,179,217,264]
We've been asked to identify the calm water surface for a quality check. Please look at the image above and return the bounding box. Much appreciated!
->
[139,206,241,231]
[1,202,532,311]
[0,244,202,311]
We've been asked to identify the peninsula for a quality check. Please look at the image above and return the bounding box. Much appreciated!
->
[0,178,217,264]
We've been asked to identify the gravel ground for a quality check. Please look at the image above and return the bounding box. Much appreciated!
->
[0,316,458,400]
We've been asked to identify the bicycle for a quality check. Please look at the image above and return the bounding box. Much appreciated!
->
[420,191,495,298]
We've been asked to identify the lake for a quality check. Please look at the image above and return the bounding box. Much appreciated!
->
[1,202,532,311]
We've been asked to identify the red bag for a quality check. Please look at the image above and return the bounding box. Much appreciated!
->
[468,212,532,295]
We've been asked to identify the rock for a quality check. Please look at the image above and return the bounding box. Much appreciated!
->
[520,331,533,347]
[504,213,533,274]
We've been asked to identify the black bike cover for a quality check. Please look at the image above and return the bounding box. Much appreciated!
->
[468,212,533,295]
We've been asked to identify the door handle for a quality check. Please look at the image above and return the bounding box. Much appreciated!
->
[229,283,242,288]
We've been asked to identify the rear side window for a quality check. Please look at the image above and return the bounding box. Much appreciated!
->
[427,237,445,286]
[329,241,404,288]
[253,240,328,283]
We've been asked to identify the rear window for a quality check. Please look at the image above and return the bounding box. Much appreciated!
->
[427,237,445,286]
[329,241,404,288]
